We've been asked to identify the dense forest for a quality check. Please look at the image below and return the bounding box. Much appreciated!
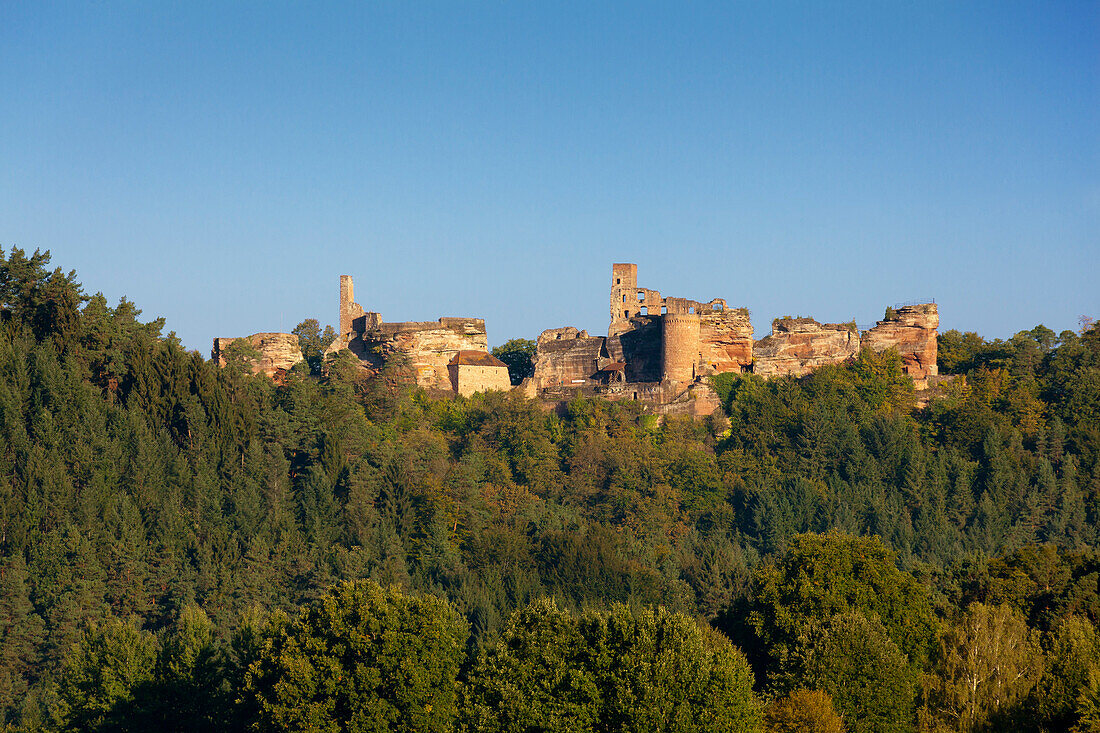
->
[0,246,1098,732]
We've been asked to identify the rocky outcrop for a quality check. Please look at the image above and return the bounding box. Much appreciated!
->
[212,333,303,378]
[753,319,860,378]
[351,318,490,391]
[699,310,754,375]
[861,304,939,388]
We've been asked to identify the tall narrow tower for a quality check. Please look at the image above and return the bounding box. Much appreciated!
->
[339,275,354,335]
[609,263,639,337]
[339,275,366,335]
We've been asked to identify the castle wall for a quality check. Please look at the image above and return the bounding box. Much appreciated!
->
[450,364,512,397]
[607,317,663,382]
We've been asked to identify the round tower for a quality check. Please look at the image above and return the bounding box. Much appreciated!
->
[662,314,700,383]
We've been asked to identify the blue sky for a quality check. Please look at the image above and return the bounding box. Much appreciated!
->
[2,2,1097,352]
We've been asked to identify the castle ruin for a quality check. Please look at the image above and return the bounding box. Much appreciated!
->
[326,275,509,393]
[525,264,939,414]
[212,263,939,415]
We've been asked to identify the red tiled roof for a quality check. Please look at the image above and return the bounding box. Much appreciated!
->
[449,350,508,367]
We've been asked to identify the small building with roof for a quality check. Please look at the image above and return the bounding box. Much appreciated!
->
[448,350,511,397]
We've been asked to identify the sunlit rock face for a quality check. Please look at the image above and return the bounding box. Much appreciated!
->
[753,318,860,378]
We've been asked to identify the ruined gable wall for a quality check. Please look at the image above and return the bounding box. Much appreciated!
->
[339,275,366,335]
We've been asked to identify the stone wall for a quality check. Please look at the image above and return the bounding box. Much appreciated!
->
[753,319,860,378]
[531,327,607,387]
[365,318,489,391]
[450,364,512,397]
[212,333,303,378]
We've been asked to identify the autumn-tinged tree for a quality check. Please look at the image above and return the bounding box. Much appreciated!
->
[764,688,845,733]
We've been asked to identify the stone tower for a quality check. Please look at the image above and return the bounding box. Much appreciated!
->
[662,313,701,383]
[609,263,639,337]
[339,275,365,336]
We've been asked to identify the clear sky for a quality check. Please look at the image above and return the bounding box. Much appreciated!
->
[2,2,1097,352]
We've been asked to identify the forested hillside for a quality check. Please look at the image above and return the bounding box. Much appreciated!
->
[1,247,1098,732]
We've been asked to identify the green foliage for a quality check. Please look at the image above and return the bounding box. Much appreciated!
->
[464,599,761,733]
[731,532,937,687]
[799,612,916,733]
[0,246,1099,731]
[58,619,158,732]
[242,580,467,733]
[294,319,338,376]
[491,338,537,386]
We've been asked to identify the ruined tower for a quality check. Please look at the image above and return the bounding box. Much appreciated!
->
[609,263,639,337]
[662,313,701,383]
[339,275,365,335]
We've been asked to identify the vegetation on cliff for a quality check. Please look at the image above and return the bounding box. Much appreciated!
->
[0,246,1098,732]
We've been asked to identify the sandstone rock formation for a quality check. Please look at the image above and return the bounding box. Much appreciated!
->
[753,319,860,378]
[328,276,490,392]
[699,310,754,376]
[532,327,607,387]
[862,304,939,388]
[752,304,939,388]
[212,333,303,378]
